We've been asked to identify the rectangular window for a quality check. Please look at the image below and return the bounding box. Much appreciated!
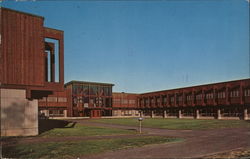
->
[47,97,57,102]
[122,99,128,104]
[105,98,112,107]
[187,95,192,101]
[114,99,121,104]
[230,90,239,97]
[83,85,89,96]
[39,97,47,102]
[129,99,135,104]
[196,94,202,100]
[170,96,174,102]
[58,97,67,102]
[245,89,250,96]
[163,96,167,104]
[178,96,182,102]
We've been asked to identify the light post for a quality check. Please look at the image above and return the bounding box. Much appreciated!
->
[138,117,143,134]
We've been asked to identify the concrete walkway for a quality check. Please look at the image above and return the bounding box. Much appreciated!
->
[72,120,250,159]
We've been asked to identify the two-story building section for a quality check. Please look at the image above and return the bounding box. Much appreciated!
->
[138,79,250,120]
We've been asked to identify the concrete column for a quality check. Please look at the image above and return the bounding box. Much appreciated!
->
[63,110,67,117]
[45,110,49,117]
[244,108,248,120]
[140,111,144,117]
[217,108,222,119]
[163,110,167,118]
[151,110,155,118]
[178,109,182,119]
[131,110,136,116]
[195,109,200,119]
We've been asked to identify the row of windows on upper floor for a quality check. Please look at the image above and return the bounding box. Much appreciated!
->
[72,85,112,96]
[140,89,250,103]
[39,97,67,102]
[113,99,136,104]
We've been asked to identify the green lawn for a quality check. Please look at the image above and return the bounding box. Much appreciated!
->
[89,118,250,130]
[40,122,136,137]
[3,136,181,159]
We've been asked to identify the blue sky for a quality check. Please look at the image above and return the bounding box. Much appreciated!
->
[2,0,249,93]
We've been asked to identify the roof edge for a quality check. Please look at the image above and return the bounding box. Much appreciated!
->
[65,80,115,86]
[1,7,44,19]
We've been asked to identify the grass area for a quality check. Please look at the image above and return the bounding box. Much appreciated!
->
[89,118,250,130]
[3,136,181,159]
[40,122,136,137]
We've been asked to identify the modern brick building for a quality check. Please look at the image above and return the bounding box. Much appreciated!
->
[38,91,68,117]
[138,79,250,120]
[1,8,250,137]
[38,79,250,120]
[0,8,64,136]
[65,81,114,118]
[112,92,139,117]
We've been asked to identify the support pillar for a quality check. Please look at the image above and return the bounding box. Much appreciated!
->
[195,109,200,119]
[217,108,221,119]
[163,110,167,118]
[140,111,144,117]
[178,109,182,119]
[244,108,248,120]
[151,110,155,118]
[63,110,67,117]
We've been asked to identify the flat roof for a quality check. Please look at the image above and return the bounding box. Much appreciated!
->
[141,78,250,95]
[1,7,44,19]
[65,80,114,86]
[113,92,138,95]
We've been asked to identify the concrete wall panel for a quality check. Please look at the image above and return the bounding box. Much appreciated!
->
[1,89,38,136]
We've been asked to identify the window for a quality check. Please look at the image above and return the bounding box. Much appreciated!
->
[218,92,226,98]
[89,86,98,95]
[47,97,57,102]
[206,93,213,99]
[114,99,121,104]
[39,97,47,102]
[145,98,149,105]
[77,96,83,103]
[49,110,64,117]
[245,89,250,96]
[103,87,112,96]
[178,96,182,102]
[105,98,112,107]
[73,96,77,106]
[83,85,89,95]
[140,99,144,106]
[196,94,202,100]
[163,96,167,104]
[122,99,128,104]
[170,96,175,102]
[58,97,67,102]
[156,97,161,105]
[230,90,239,97]
[150,98,155,105]
[90,97,96,107]
[72,85,78,95]
[187,95,192,101]
[129,99,136,104]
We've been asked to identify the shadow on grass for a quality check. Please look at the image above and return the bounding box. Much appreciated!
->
[245,120,250,123]
[126,128,137,131]
[38,119,76,134]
